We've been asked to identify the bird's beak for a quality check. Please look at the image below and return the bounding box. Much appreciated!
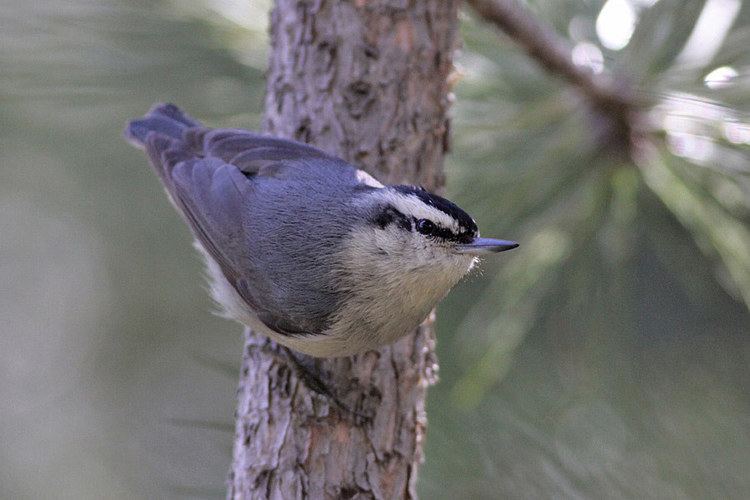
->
[454,237,519,255]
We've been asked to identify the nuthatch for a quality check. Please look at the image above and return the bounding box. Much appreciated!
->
[126,104,517,358]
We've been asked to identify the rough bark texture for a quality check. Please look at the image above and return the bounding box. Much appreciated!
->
[228,1,459,499]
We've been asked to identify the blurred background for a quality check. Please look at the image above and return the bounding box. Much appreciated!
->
[2,0,749,498]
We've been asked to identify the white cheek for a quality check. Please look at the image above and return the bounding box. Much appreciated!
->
[407,233,474,272]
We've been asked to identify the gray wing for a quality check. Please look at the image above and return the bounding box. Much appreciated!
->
[166,154,312,336]
[184,127,332,174]
[129,104,366,336]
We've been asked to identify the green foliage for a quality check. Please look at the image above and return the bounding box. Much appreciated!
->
[422,3,750,497]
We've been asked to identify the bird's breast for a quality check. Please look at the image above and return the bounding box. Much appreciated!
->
[325,250,475,353]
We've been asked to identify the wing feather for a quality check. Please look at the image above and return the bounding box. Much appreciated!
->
[129,104,370,338]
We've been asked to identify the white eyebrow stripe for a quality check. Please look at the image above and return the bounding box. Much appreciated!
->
[378,190,459,232]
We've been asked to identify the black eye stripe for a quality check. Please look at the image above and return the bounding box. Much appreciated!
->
[414,218,474,243]
[373,204,475,244]
[374,206,411,231]
[393,185,478,235]
[416,219,435,235]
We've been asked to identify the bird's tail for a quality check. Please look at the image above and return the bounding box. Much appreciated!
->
[124,103,201,149]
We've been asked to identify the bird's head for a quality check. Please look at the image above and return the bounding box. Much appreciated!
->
[346,185,517,280]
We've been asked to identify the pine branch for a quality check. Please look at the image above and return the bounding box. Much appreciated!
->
[465,0,639,155]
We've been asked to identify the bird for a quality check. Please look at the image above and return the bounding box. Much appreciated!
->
[125,103,518,358]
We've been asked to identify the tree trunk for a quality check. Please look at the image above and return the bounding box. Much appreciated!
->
[228,1,459,498]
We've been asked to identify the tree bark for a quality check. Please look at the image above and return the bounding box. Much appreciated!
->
[228,1,459,499]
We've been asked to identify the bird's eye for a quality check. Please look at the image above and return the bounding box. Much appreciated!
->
[416,219,436,235]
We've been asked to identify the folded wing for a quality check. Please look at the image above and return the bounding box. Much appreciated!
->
[126,103,354,336]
